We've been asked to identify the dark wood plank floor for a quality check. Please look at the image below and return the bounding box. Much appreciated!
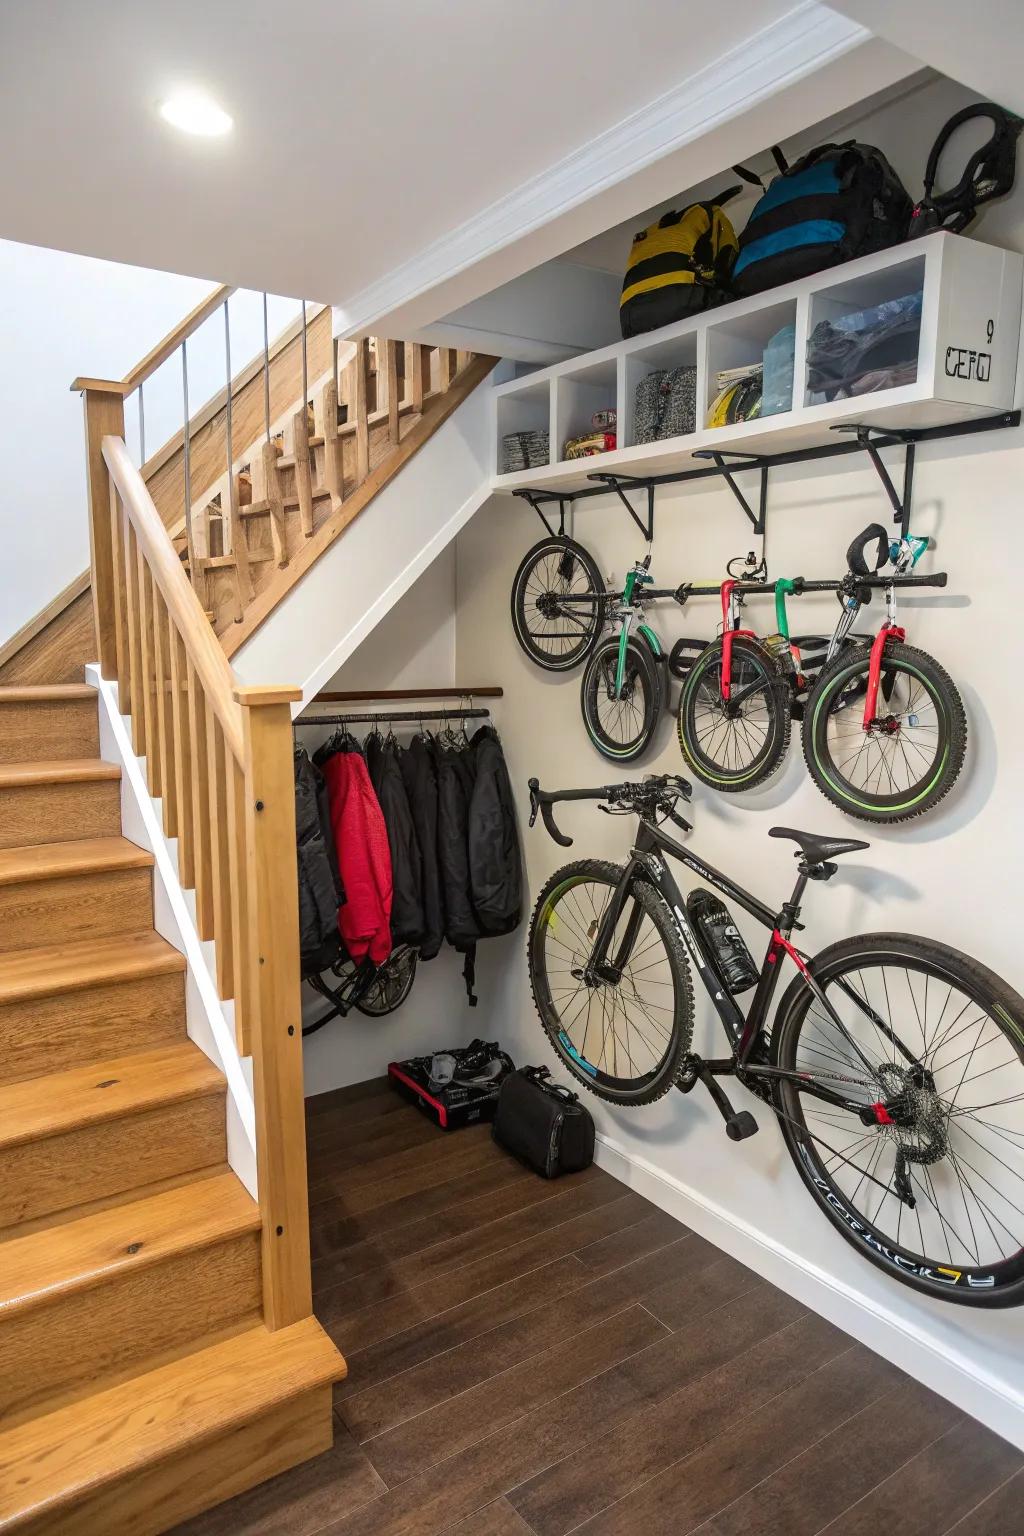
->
[173,1078,1024,1536]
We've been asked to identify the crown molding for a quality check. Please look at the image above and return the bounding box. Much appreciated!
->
[335,2,871,337]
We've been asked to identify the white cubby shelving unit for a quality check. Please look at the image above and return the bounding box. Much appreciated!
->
[491,232,1023,495]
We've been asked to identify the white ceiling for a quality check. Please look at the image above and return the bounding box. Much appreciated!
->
[0,0,801,304]
[829,0,1024,117]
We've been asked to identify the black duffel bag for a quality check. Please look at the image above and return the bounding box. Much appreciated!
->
[492,1067,595,1179]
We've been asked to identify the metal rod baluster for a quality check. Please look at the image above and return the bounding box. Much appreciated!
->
[224,299,233,476]
[182,341,191,522]
[263,292,271,444]
[301,300,308,412]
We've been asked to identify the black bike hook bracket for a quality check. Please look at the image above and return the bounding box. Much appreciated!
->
[514,489,571,540]
[832,425,917,540]
[692,450,768,536]
[586,472,656,542]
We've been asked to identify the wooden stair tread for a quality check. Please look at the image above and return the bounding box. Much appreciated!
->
[0,1044,223,1150]
[0,930,185,1008]
[0,1171,258,1316]
[0,760,120,789]
[0,837,152,887]
[0,686,94,704]
[0,1317,345,1530]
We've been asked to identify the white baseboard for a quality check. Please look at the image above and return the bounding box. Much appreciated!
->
[594,1129,1024,1452]
[89,667,257,1197]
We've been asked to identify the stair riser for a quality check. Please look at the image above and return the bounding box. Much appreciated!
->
[0,1094,226,1228]
[0,868,152,953]
[0,971,185,1085]
[0,781,121,850]
[0,1235,261,1425]
[0,699,99,763]
[12,1384,334,1536]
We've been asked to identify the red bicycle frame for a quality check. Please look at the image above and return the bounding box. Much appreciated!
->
[861,622,906,728]
[719,579,756,702]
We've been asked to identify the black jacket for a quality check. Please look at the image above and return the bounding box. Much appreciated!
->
[374,737,425,948]
[436,739,482,950]
[468,727,522,936]
[294,747,344,973]
[400,735,445,961]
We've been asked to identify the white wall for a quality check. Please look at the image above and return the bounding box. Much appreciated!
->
[0,237,299,650]
[454,73,1024,1448]
[295,546,498,1098]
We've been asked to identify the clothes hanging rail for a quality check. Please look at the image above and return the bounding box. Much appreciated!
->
[295,707,493,729]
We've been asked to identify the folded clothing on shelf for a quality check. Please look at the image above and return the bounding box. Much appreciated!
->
[502,430,550,473]
[634,366,697,444]
[806,291,922,400]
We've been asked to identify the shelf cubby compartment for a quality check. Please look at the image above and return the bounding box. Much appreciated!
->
[553,357,618,461]
[704,298,797,428]
[495,378,552,474]
[804,252,926,408]
[620,330,700,448]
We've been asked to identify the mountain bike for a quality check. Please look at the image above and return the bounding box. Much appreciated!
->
[579,554,690,762]
[677,525,966,822]
[527,773,1024,1306]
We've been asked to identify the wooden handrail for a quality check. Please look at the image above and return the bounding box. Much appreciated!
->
[102,435,245,763]
[71,282,236,396]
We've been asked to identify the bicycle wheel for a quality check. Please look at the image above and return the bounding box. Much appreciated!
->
[529,860,693,1106]
[356,945,418,1016]
[581,637,662,761]
[511,535,606,671]
[677,636,790,791]
[772,933,1024,1307]
[803,643,966,822]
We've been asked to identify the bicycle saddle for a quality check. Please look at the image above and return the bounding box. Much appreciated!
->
[769,827,869,865]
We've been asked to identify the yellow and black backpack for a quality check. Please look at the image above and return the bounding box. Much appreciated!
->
[620,188,741,338]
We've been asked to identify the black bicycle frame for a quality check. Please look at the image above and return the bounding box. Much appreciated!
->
[587,817,885,1115]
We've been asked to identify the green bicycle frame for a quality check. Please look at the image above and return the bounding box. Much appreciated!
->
[774,577,796,640]
[614,567,660,694]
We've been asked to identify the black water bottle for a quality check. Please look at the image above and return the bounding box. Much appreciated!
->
[686,889,759,995]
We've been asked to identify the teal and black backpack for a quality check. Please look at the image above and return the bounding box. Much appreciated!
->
[731,143,912,298]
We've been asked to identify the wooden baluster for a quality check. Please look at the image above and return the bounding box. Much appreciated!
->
[354,337,371,484]
[437,347,456,392]
[261,441,289,567]
[136,553,161,796]
[167,623,195,888]
[187,664,215,940]
[418,344,432,405]
[109,485,132,715]
[405,342,424,414]
[124,520,145,756]
[226,750,254,1055]
[226,470,254,613]
[235,685,310,1329]
[153,587,177,837]
[292,403,315,538]
[205,701,235,1000]
[81,386,126,681]
[382,339,400,447]
[319,380,344,512]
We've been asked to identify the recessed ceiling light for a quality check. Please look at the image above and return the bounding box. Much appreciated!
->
[159,90,233,138]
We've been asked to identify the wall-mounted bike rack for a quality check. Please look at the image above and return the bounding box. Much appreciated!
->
[513,410,1020,546]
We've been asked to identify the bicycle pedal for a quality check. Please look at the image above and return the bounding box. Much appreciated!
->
[725,1111,759,1142]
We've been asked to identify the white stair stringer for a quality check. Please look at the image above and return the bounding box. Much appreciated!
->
[231,380,493,706]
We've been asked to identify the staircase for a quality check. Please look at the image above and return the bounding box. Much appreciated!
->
[0,683,343,1533]
[0,295,494,687]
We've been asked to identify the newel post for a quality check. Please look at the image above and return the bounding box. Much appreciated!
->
[234,683,311,1330]
[77,382,126,680]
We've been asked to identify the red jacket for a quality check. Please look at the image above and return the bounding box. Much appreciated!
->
[321,750,393,965]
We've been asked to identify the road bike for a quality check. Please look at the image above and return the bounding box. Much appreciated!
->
[527,772,1024,1306]
[677,525,966,822]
